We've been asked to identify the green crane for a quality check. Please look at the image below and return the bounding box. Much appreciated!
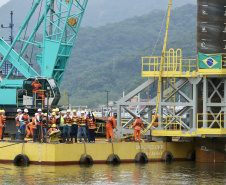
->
[0,0,88,109]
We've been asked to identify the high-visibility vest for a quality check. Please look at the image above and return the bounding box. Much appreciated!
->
[0,115,3,127]
[134,119,142,127]
[2,116,6,125]
[64,116,72,126]
[22,113,29,122]
[35,114,43,125]
[87,118,96,129]
[60,117,64,127]
[15,114,21,126]
[78,117,86,126]
[55,113,61,124]
[106,116,115,128]
[72,116,78,125]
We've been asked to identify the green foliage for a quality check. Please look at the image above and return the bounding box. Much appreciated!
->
[59,4,197,108]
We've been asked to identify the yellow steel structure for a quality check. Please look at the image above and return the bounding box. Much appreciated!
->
[197,113,226,135]
[17,89,27,107]
[142,48,197,78]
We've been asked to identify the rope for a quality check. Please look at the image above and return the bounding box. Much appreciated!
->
[29,0,44,67]
[150,9,168,57]
[111,142,114,154]
[120,0,173,139]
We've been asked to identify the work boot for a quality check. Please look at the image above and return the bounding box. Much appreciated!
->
[108,138,111,143]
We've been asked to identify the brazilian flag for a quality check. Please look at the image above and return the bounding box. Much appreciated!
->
[198,52,222,69]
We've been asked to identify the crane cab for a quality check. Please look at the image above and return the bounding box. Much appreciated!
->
[18,78,61,108]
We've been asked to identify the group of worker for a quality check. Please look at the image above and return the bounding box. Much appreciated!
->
[14,108,99,143]
[0,107,145,142]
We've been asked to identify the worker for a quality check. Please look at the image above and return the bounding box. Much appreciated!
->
[15,109,22,139]
[42,113,48,139]
[152,112,158,127]
[59,111,65,140]
[19,109,30,135]
[1,110,6,140]
[50,112,56,127]
[132,116,144,142]
[55,108,61,127]
[77,111,87,143]
[35,108,43,141]
[33,113,38,142]
[0,110,3,140]
[63,110,73,142]
[106,113,118,142]
[25,118,35,139]
[31,78,42,106]
[48,124,57,133]
[87,113,96,143]
[71,109,78,143]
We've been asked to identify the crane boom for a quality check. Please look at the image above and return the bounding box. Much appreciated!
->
[0,0,88,107]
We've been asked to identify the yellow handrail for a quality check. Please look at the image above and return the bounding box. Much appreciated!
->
[17,89,27,107]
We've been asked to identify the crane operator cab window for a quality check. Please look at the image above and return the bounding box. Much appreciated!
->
[21,78,60,107]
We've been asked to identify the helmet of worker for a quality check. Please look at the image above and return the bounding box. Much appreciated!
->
[2,110,5,113]
[17,109,22,112]
[52,108,56,112]
[81,111,85,114]
[0,110,2,113]
[137,115,140,118]
[52,124,56,128]
[55,108,59,112]
[66,109,70,113]
[72,109,76,113]
[52,112,56,116]
[113,113,117,118]
[24,109,29,113]
[44,113,47,117]
[38,108,42,112]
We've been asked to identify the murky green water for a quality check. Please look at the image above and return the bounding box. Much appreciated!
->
[0,162,225,184]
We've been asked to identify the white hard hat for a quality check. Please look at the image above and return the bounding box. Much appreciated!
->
[67,109,71,113]
[17,109,22,112]
[38,108,42,112]
[81,111,85,114]
[24,109,28,113]
[35,113,38,116]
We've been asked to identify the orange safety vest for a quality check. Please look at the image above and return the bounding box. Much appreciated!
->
[106,116,116,129]
[0,115,3,127]
[49,128,56,132]
[135,119,142,127]
[15,114,21,126]
[31,82,41,93]
[64,117,72,125]
[72,115,78,125]
[55,113,61,125]
[22,113,29,122]
[2,116,6,125]
[35,114,43,125]
[78,117,86,126]
[87,118,96,129]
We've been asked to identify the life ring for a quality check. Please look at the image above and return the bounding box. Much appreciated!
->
[107,154,121,165]
[79,154,93,165]
[161,151,174,162]
[187,150,196,161]
[13,154,29,166]
[135,152,148,164]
